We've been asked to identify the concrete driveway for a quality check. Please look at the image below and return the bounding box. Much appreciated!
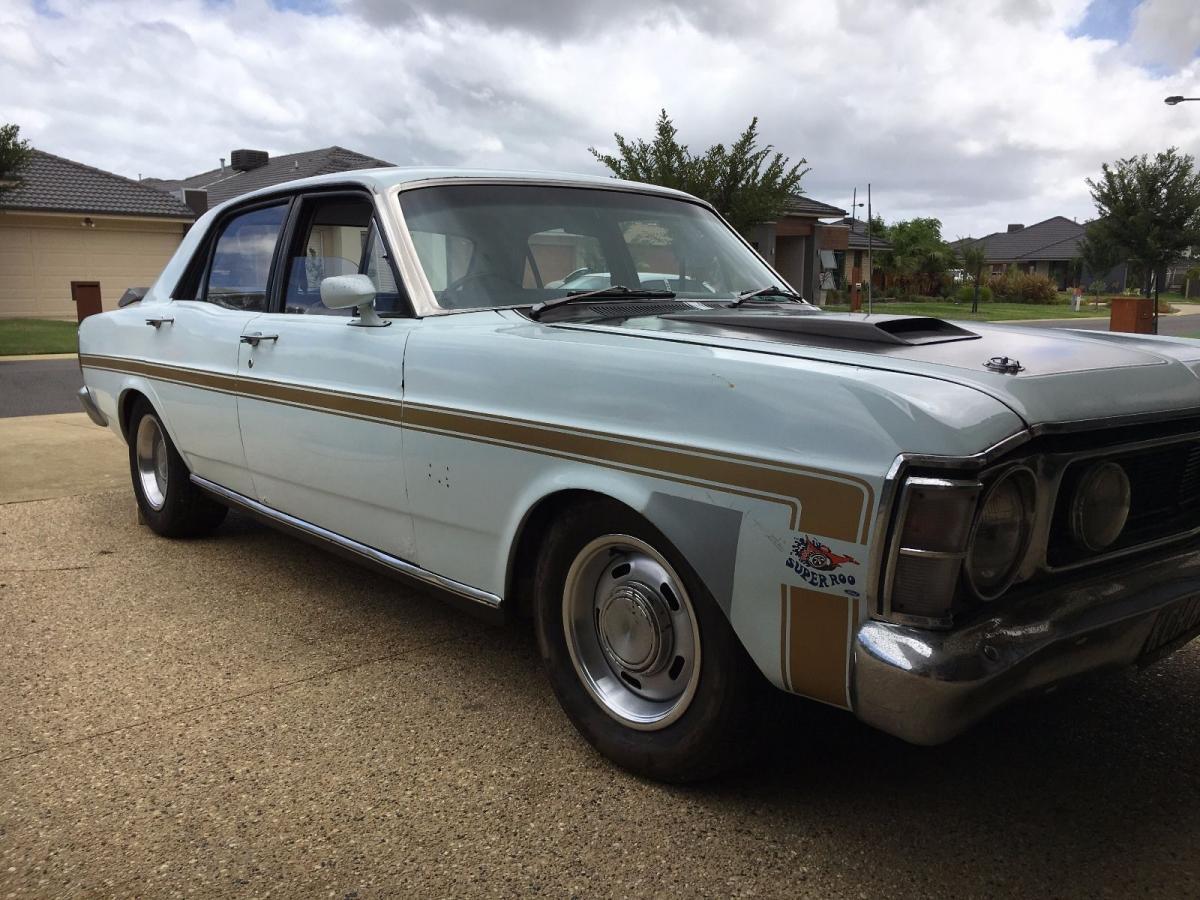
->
[2,416,1199,897]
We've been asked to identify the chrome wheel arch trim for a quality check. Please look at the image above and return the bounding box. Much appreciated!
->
[190,475,503,618]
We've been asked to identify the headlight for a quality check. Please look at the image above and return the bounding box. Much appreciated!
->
[1069,461,1130,552]
[965,467,1036,599]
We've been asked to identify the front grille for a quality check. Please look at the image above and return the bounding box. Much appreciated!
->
[1047,439,1200,566]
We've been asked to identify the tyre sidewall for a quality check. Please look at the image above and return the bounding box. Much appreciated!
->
[128,398,224,537]
[533,501,757,781]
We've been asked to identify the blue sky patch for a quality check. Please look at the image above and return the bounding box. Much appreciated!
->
[1072,0,1141,43]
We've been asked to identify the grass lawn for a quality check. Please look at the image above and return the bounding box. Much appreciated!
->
[0,318,78,356]
[819,300,1109,322]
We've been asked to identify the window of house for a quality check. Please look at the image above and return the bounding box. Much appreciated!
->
[280,195,407,315]
[204,204,288,311]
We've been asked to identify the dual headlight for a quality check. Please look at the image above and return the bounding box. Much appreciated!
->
[887,460,1131,625]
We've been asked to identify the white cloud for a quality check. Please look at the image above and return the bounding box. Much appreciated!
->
[1,0,1198,238]
[1130,0,1200,68]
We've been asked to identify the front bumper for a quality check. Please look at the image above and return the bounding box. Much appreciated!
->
[852,540,1200,745]
[77,385,107,427]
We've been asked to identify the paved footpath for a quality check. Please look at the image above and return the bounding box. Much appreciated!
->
[2,415,1199,897]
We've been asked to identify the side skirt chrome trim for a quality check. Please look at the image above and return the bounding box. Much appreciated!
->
[190,475,504,622]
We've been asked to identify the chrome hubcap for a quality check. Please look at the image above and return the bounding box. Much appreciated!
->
[563,535,701,730]
[135,415,168,511]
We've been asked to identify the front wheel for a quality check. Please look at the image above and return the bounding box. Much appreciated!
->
[533,500,761,781]
[127,397,227,538]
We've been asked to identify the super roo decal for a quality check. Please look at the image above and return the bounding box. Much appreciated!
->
[786,535,860,591]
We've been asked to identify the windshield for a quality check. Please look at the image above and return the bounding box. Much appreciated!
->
[396,184,789,311]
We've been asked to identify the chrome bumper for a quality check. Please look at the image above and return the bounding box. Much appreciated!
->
[852,540,1200,745]
[77,385,107,427]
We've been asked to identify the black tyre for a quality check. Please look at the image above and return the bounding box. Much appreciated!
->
[533,498,761,782]
[127,397,227,538]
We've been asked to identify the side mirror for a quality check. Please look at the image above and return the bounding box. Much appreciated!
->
[320,274,388,327]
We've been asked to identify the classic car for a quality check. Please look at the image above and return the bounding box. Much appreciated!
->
[77,168,1200,781]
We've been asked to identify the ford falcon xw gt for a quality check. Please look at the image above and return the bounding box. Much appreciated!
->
[78,168,1200,780]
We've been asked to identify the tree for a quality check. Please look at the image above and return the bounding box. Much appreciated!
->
[877,218,953,298]
[590,110,809,234]
[0,123,33,194]
[1086,148,1200,296]
[957,241,987,313]
[1077,220,1123,290]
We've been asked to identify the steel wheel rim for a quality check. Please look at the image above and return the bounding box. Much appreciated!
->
[135,415,168,511]
[562,534,701,730]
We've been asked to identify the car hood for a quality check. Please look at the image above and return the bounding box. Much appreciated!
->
[577,310,1200,428]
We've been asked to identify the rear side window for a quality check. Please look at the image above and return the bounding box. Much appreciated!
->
[204,204,288,311]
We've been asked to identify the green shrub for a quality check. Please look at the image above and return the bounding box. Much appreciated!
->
[956,284,993,304]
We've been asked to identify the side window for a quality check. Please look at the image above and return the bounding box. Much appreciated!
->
[204,204,288,311]
[280,195,409,316]
[525,229,608,289]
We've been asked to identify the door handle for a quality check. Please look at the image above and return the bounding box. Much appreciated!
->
[240,332,279,347]
[145,316,174,327]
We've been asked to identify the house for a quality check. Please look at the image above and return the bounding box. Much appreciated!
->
[955,216,1125,290]
[0,149,197,320]
[747,195,851,302]
[832,217,892,291]
[143,145,395,212]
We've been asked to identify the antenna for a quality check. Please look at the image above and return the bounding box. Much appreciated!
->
[866,183,873,315]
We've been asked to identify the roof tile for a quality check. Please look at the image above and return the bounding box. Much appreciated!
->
[0,149,195,219]
[144,146,395,208]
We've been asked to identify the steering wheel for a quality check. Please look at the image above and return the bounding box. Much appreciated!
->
[443,270,519,306]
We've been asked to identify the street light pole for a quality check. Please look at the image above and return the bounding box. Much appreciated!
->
[1164,96,1200,105]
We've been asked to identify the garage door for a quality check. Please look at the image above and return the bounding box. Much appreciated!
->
[0,215,186,319]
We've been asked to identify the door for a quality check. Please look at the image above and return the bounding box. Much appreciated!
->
[137,200,290,496]
[235,191,419,560]
[71,281,102,322]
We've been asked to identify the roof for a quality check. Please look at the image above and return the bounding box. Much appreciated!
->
[179,167,711,219]
[143,146,396,207]
[833,217,893,251]
[960,216,1085,262]
[0,149,195,219]
[784,195,849,219]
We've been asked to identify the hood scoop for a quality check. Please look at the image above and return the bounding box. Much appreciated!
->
[659,311,980,346]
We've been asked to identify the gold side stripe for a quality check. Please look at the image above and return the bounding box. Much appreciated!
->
[81,353,874,543]
[782,585,852,709]
[407,422,802,525]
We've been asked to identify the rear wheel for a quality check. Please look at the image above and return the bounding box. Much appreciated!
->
[127,397,227,538]
[534,499,760,781]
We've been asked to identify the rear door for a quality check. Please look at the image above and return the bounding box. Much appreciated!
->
[234,190,419,560]
[123,199,289,496]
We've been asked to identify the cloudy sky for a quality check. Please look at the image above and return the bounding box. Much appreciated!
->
[2,0,1199,237]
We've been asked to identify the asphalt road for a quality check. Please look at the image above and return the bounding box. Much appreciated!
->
[3,470,1199,896]
[0,358,82,418]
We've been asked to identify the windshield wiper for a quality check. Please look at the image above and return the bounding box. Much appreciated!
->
[529,284,676,320]
[729,285,804,307]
